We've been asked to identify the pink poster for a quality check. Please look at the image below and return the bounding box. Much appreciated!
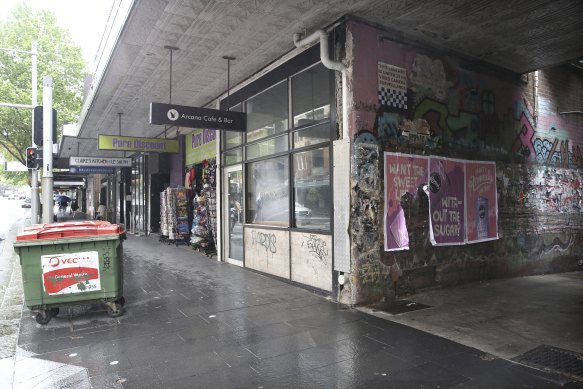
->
[384,152,428,251]
[465,161,498,243]
[428,157,466,246]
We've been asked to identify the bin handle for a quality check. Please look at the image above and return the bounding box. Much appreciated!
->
[35,226,99,239]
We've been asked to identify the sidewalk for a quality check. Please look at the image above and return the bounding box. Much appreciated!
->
[9,231,582,388]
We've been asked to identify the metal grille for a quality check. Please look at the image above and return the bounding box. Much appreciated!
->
[367,300,431,315]
[513,345,583,382]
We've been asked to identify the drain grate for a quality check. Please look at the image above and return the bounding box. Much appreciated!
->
[367,299,431,315]
[512,345,583,382]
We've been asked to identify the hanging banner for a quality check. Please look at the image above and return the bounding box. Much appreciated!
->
[384,152,429,251]
[465,161,498,243]
[185,128,216,166]
[98,135,179,153]
[428,157,465,246]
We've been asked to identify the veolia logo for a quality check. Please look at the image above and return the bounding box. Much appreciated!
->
[167,109,179,121]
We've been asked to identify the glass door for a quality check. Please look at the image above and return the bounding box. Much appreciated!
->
[223,165,244,265]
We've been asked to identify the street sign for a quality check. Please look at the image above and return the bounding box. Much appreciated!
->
[150,102,246,132]
[69,156,131,167]
[4,161,28,172]
[70,166,115,174]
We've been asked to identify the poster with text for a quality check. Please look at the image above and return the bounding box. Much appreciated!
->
[465,161,498,243]
[384,152,428,251]
[428,157,465,246]
[41,251,101,295]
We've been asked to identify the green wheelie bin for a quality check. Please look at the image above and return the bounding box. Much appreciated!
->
[13,221,126,325]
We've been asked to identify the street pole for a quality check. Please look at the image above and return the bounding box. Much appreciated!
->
[41,76,54,224]
[30,42,40,223]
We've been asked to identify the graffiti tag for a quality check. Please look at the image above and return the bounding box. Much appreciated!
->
[251,230,277,255]
[301,234,329,265]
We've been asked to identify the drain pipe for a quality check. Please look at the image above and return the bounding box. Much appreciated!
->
[293,30,349,140]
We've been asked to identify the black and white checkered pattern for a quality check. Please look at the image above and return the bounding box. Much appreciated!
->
[379,87,407,109]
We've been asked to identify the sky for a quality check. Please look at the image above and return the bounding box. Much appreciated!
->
[0,0,115,67]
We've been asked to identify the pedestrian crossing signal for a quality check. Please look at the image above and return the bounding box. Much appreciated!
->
[26,147,37,169]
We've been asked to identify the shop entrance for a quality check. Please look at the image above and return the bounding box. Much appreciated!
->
[223,165,243,266]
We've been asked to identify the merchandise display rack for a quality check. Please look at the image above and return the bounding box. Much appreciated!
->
[159,187,189,245]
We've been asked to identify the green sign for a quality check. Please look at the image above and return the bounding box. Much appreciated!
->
[98,135,179,153]
[185,128,216,166]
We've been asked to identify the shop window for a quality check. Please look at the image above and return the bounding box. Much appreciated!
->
[246,81,288,143]
[224,103,243,149]
[293,122,331,149]
[246,134,288,159]
[292,63,330,128]
[293,147,330,230]
[247,156,289,227]
[224,148,242,165]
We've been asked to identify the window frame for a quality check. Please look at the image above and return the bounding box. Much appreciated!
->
[220,44,336,234]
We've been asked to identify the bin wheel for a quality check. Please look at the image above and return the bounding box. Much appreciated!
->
[116,296,125,306]
[50,307,60,317]
[35,310,52,325]
[107,303,123,318]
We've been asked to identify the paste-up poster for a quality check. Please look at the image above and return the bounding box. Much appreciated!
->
[384,152,428,251]
[465,161,498,243]
[428,157,465,246]
[378,62,408,110]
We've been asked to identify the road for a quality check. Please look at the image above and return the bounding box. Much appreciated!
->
[0,196,28,293]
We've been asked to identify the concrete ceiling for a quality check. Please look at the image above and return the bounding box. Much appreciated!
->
[62,0,583,160]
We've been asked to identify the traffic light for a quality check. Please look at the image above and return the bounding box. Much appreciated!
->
[33,106,57,147]
[26,147,37,169]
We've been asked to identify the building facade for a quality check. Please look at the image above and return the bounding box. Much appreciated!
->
[81,18,583,306]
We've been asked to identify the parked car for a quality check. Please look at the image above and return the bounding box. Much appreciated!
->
[21,198,31,208]
[295,202,312,225]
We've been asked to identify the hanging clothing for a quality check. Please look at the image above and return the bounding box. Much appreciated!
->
[185,171,191,188]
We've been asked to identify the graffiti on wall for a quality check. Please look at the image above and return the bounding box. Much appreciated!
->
[511,99,583,168]
[301,234,329,266]
[348,25,583,300]
[499,165,583,213]
[409,54,449,101]
[351,134,389,287]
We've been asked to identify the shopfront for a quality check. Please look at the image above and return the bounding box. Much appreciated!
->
[220,45,335,292]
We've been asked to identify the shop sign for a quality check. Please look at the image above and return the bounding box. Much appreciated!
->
[41,251,100,295]
[150,102,246,132]
[70,166,115,174]
[70,156,132,167]
[185,128,216,165]
[98,135,179,153]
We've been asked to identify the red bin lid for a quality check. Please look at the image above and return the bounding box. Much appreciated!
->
[16,220,125,241]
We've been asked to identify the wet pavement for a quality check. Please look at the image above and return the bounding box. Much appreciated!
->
[1,214,583,388]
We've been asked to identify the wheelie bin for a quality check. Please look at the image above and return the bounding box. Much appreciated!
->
[13,221,126,325]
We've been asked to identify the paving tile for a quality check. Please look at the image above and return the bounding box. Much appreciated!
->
[11,234,569,389]
[151,350,228,383]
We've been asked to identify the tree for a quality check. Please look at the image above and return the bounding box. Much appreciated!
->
[0,4,86,185]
